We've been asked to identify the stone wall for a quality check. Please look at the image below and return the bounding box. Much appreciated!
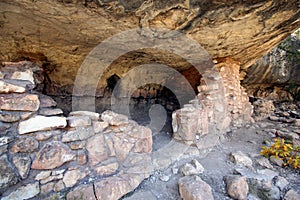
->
[0,61,152,199]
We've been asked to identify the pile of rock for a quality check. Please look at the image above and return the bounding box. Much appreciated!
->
[0,61,152,199]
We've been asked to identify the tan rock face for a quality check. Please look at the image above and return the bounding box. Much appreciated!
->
[0,0,298,95]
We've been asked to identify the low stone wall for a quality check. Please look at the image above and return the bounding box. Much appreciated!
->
[0,61,152,199]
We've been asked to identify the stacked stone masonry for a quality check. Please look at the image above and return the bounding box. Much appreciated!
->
[0,61,152,199]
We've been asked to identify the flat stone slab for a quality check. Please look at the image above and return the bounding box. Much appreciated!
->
[18,115,67,134]
[0,79,33,93]
[0,93,39,111]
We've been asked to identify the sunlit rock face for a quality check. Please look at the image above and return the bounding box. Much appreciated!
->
[0,0,299,95]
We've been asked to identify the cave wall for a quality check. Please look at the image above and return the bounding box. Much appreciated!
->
[0,0,299,96]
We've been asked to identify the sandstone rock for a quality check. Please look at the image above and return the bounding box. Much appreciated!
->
[76,150,87,165]
[0,93,39,111]
[283,189,300,200]
[86,134,108,166]
[101,110,129,126]
[19,115,67,134]
[69,141,86,150]
[32,141,75,170]
[40,174,64,185]
[1,182,40,200]
[274,176,289,190]
[180,159,204,176]
[62,127,94,142]
[112,134,135,162]
[69,111,100,121]
[10,69,35,84]
[38,94,57,108]
[67,115,91,127]
[224,175,249,200]
[94,162,119,176]
[93,121,109,133]
[53,180,65,192]
[0,154,18,190]
[178,175,214,200]
[0,111,34,122]
[39,108,63,116]
[230,151,253,167]
[41,182,55,194]
[35,171,51,181]
[10,137,39,153]
[12,155,31,179]
[159,174,171,182]
[94,173,145,200]
[35,130,61,141]
[66,184,97,200]
[0,79,31,93]
[63,168,86,188]
[0,136,13,146]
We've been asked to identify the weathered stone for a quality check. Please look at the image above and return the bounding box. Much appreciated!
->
[52,169,66,176]
[86,134,108,166]
[257,169,279,182]
[0,136,13,146]
[62,127,94,142]
[39,94,57,108]
[41,182,55,194]
[95,162,119,176]
[0,154,18,190]
[39,108,63,116]
[178,175,214,200]
[112,134,135,162]
[35,171,51,181]
[0,79,30,93]
[101,110,129,126]
[230,151,253,167]
[274,176,289,190]
[69,141,86,150]
[53,180,65,192]
[195,133,220,150]
[0,145,7,155]
[12,155,31,179]
[19,115,67,134]
[0,111,34,122]
[132,126,152,153]
[159,174,171,182]
[294,119,300,127]
[10,69,35,84]
[0,122,11,132]
[1,182,40,200]
[248,179,280,200]
[256,157,274,169]
[180,159,204,176]
[0,93,39,111]
[10,137,39,153]
[225,175,249,200]
[76,150,87,165]
[35,130,61,141]
[123,190,156,200]
[283,189,300,200]
[93,121,109,133]
[94,173,145,200]
[66,184,97,200]
[67,115,91,127]
[32,141,75,170]
[63,168,86,188]
[69,111,100,121]
[269,156,284,167]
[40,174,64,185]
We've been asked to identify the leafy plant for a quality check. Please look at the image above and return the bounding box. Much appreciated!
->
[260,138,300,169]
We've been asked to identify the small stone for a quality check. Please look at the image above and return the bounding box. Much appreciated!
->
[35,130,61,141]
[69,111,100,121]
[12,155,31,179]
[66,184,97,200]
[269,116,279,121]
[274,176,289,190]
[52,169,66,176]
[69,141,86,150]
[94,162,119,176]
[38,94,57,108]
[270,156,284,167]
[112,134,134,162]
[256,157,273,169]
[35,171,51,181]
[0,111,32,122]
[86,134,108,166]
[32,141,75,170]
[283,189,300,200]
[67,115,91,127]
[178,175,214,200]
[39,108,63,116]
[76,150,87,165]
[101,110,129,126]
[1,182,40,200]
[180,159,204,176]
[41,182,55,194]
[10,137,39,153]
[224,175,249,200]
[10,69,35,83]
[63,168,86,188]
[0,122,11,132]
[0,93,39,111]
[53,180,65,192]
[257,169,279,181]
[0,154,18,190]
[19,115,67,134]
[0,136,13,146]
[40,174,64,185]
[93,121,109,133]
[62,127,94,142]
[230,151,253,167]
[0,79,30,94]
[159,174,170,182]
